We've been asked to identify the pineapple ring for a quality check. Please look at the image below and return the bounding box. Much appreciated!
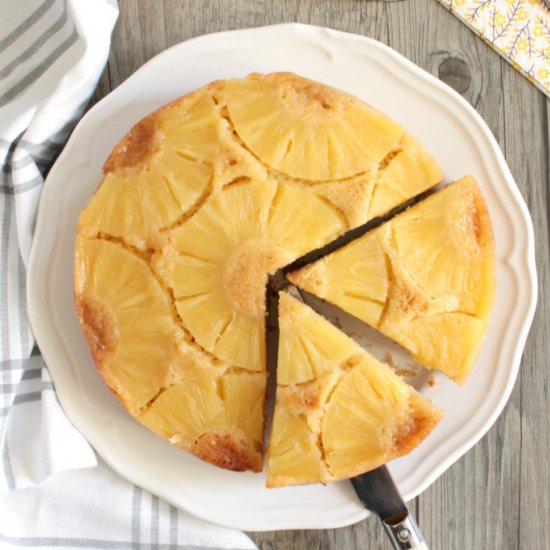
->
[78,89,221,250]
[75,72,446,476]
[74,239,179,413]
[154,178,345,370]
[224,73,406,181]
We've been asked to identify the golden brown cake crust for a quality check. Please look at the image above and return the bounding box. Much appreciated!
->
[250,72,355,112]
[192,432,262,472]
[103,115,162,174]
[75,294,118,364]
[469,176,494,250]
[391,396,443,457]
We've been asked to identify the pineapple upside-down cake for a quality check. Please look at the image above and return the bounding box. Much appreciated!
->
[74,72,494,484]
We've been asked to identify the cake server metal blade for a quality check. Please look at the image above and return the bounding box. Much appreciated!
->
[351,466,429,549]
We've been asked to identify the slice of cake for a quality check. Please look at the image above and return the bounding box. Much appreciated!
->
[266,292,442,487]
[289,176,496,384]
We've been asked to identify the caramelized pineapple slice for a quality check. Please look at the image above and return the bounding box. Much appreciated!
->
[155,179,345,370]
[224,73,405,181]
[277,290,358,385]
[267,293,442,487]
[322,358,439,478]
[383,313,488,385]
[78,89,221,250]
[367,133,444,219]
[290,176,496,383]
[289,230,388,326]
[223,74,442,227]
[74,238,178,412]
[141,370,265,472]
[266,408,327,486]
[391,176,495,317]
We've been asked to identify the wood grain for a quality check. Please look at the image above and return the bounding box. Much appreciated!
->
[89,1,550,548]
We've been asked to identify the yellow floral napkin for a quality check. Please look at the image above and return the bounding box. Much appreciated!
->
[438,0,550,96]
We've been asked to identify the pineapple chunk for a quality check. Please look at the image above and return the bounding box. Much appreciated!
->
[266,408,327,486]
[267,293,442,487]
[78,89,221,250]
[290,176,496,384]
[154,179,345,370]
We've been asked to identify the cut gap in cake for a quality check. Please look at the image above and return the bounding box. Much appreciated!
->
[283,187,435,275]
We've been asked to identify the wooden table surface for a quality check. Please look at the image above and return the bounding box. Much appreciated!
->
[91,1,549,548]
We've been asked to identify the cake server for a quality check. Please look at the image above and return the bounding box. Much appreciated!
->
[351,465,428,549]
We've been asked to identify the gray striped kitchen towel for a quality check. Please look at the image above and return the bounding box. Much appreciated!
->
[0,1,257,548]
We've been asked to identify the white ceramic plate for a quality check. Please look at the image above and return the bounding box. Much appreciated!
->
[27,24,537,531]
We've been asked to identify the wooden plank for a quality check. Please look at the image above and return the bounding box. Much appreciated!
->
[504,74,550,550]
[107,0,167,88]
[89,65,111,109]
[93,1,550,548]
